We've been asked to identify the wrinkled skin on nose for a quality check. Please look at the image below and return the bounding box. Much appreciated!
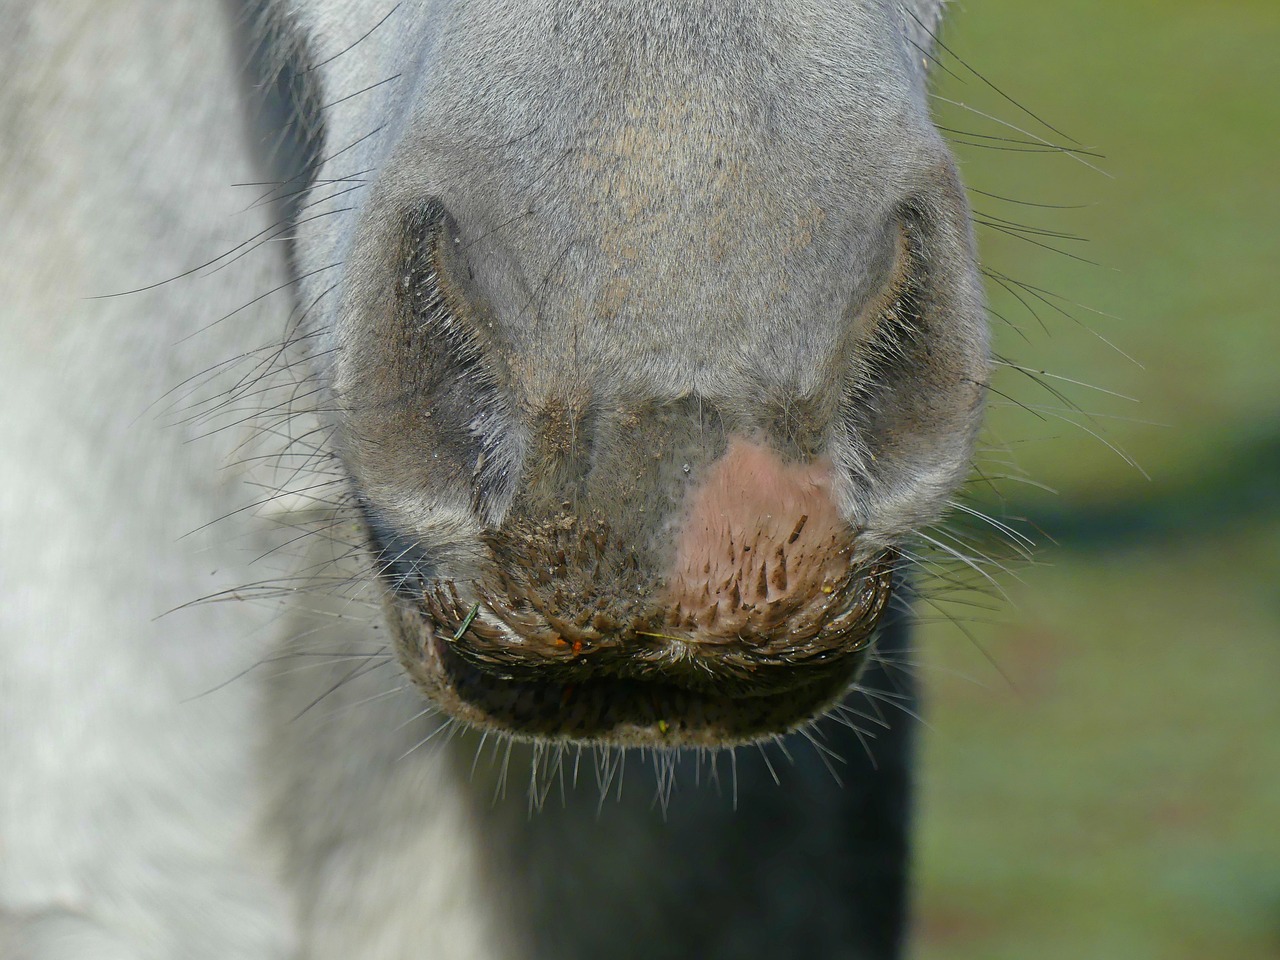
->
[291,0,989,746]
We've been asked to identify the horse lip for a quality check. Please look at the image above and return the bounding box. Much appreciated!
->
[377,554,895,746]
[360,495,897,743]
[418,556,891,687]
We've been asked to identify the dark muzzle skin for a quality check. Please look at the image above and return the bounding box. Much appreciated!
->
[375,436,896,747]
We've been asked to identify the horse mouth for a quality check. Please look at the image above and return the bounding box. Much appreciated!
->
[376,519,895,747]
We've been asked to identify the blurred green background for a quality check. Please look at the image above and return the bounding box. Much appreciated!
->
[913,2,1280,957]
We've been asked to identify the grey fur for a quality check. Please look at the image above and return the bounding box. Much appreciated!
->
[1,0,982,956]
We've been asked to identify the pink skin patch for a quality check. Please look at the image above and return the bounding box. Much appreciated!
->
[666,437,851,627]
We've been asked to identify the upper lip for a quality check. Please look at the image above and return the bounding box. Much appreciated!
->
[410,548,894,698]
[362,485,897,742]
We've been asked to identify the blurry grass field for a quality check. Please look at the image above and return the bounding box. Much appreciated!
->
[912,2,1280,957]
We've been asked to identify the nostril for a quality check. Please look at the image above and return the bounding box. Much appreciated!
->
[337,199,526,533]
